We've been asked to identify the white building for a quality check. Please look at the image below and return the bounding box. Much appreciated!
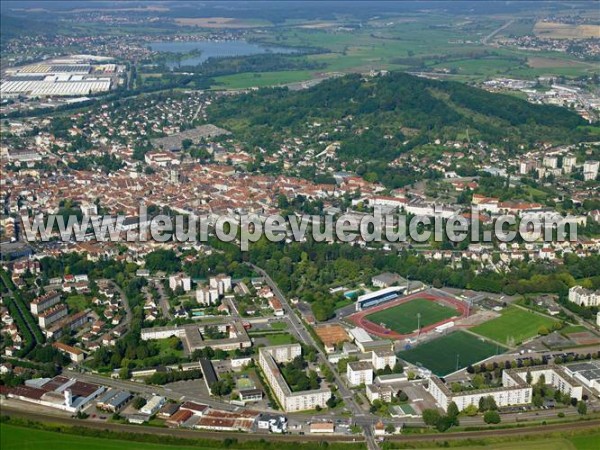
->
[563,361,600,394]
[428,375,531,412]
[196,287,220,305]
[568,286,600,307]
[562,155,577,173]
[38,304,68,329]
[347,361,373,387]
[371,350,397,371]
[429,365,583,412]
[583,160,599,181]
[543,155,558,169]
[30,291,62,316]
[503,366,583,401]
[209,274,232,295]
[169,274,192,292]
[366,384,395,403]
[140,395,166,415]
[258,344,330,412]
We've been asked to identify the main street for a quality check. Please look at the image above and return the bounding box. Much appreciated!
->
[250,264,380,450]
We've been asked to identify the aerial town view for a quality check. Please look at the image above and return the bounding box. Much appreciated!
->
[0,1,599,450]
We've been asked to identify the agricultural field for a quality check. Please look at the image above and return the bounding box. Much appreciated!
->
[534,21,600,39]
[470,306,559,346]
[366,298,458,335]
[399,331,504,376]
[213,70,315,89]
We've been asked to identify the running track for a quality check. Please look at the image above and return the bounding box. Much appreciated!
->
[347,291,468,339]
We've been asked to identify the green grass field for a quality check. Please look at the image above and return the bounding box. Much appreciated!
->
[399,331,504,376]
[1,423,597,450]
[366,298,457,334]
[266,333,297,345]
[0,424,207,450]
[470,306,559,345]
[418,432,600,450]
[66,294,89,312]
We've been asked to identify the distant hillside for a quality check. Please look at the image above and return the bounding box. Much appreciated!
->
[0,14,57,41]
[208,72,589,163]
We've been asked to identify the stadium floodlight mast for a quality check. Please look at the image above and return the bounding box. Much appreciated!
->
[416,312,421,342]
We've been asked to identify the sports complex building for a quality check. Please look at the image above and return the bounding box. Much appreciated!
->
[355,286,406,311]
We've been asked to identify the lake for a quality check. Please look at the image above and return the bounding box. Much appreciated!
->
[149,40,299,69]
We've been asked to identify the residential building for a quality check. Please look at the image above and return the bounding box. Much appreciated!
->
[30,292,62,316]
[347,361,373,387]
[258,344,330,412]
[568,286,600,307]
[210,274,232,295]
[372,349,397,371]
[52,342,84,363]
[428,375,531,412]
[583,160,599,181]
[38,304,68,329]
[196,287,219,305]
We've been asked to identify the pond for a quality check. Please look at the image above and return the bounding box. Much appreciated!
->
[149,40,299,68]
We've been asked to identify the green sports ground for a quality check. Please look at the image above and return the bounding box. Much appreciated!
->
[365,298,457,334]
[399,330,505,376]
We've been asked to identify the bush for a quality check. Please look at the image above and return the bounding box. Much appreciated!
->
[483,410,501,424]
[463,404,479,416]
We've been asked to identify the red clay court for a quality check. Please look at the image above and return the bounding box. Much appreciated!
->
[347,291,469,339]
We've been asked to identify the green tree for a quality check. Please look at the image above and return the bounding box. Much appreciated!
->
[447,401,459,419]
[483,410,501,424]
[422,408,441,426]
[119,366,130,380]
[577,401,587,415]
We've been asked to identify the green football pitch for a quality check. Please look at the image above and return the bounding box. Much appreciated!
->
[470,306,559,346]
[399,331,505,376]
[365,298,457,334]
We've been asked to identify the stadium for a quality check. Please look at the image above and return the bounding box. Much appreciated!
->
[348,290,469,340]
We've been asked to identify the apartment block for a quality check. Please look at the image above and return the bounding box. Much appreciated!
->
[347,361,373,387]
[258,344,330,412]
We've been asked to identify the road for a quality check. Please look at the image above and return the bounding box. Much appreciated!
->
[3,405,599,446]
[154,280,172,319]
[249,264,380,450]
[482,19,515,45]
[99,279,133,334]
[0,406,360,444]
[0,269,43,346]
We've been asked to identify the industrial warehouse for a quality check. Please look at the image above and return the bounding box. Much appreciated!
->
[1,55,123,98]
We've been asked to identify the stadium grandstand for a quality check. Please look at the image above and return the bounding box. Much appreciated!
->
[355,286,405,311]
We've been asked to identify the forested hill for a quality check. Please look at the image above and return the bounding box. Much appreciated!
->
[208,72,590,161]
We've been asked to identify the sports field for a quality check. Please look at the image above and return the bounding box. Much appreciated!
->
[399,331,504,376]
[365,298,457,334]
[470,306,558,346]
